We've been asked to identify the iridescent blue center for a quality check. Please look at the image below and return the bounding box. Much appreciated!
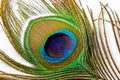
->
[40,29,77,63]
[44,33,72,58]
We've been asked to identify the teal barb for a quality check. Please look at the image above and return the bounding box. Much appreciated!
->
[0,0,120,80]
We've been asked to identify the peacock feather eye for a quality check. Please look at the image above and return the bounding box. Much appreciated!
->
[24,16,83,70]
[0,0,120,79]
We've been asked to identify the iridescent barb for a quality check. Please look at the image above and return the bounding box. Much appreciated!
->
[0,0,120,80]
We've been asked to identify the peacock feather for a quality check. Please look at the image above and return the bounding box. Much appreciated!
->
[0,0,120,79]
